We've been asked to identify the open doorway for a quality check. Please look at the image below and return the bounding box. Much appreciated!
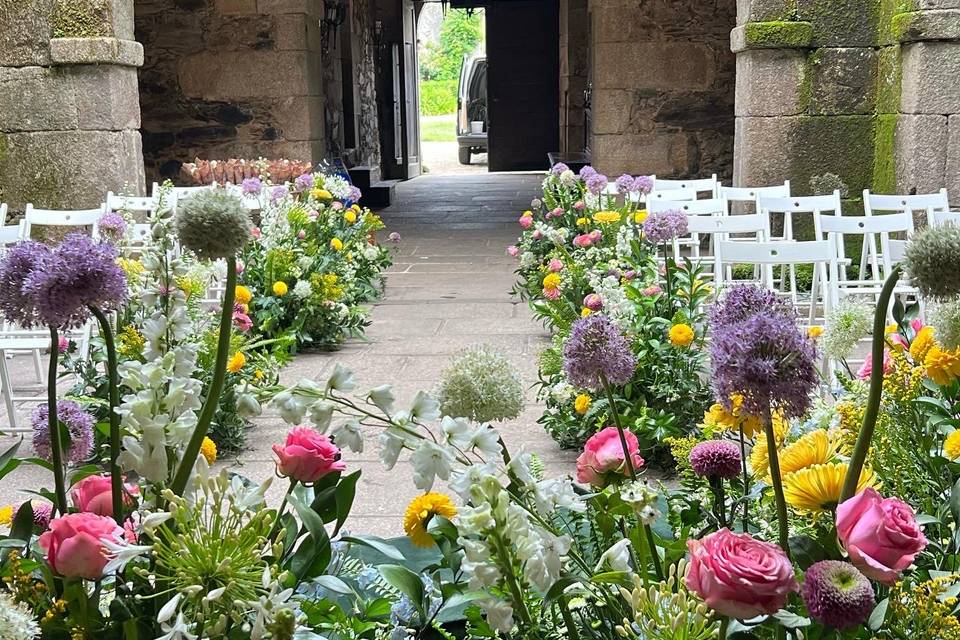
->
[416,5,487,175]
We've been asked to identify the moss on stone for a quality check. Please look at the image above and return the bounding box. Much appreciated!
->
[790,115,876,197]
[743,21,814,48]
[872,114,898,193]
[797,50,820,113]
[881,0,918,43]
[49,0,111,39]
[890,11,919,41]
[799,0,880,46]
[875,46,902,114]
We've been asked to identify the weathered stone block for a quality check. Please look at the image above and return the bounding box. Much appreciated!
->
[737,0,799,25]
[0,67,77,132]
[901,41,960,113]
[893,10,960,42]
[945,114,960,201]
[592,89,638,135]
[49,37,144,67]
[735,49,807,116]
[0,130,144,211]
[733,116,796,188]
[809,47,877,115]
[72,65,141,130]
[272,96,323,141]
[731,21,814,52]
[594,42,714,91]
[178,51,318,99]
[274,13,317,51]
[591,131,690,177]
[920,0,960,8]
[256,0,321,14]
[216,0,258,13]
[796,0,879,46]
[0,0,55,66]
[895,114,948,195]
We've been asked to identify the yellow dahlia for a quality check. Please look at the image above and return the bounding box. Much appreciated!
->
[634,210,648,223]
[946,430,960,460]
[344,210,357,224]
[272,281,288,296]
[926,345,960,386]
[593,211,621,224]
[807,326,824,339]
[200,437,218,465]
[574,394,591,415]
[581,307,592,317]
[783,463,876,512]
[404,493,457,548]
[330,238,344,252]
[702,403,738,432]
[910,326,936,363]
[311,188,332,200]
[777,429,836,477]
[0,505,12,526]
[542,273,561,291]
[227,351,246,373]
[669,323,695,347]
[235,285,253,305]
[521,210,533,218]
[576,217,589,227]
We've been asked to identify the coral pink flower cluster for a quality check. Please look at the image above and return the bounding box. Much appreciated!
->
[273,426,346,484]
[575,427,644,487]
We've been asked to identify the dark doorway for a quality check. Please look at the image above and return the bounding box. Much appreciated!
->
[485,1,560,172]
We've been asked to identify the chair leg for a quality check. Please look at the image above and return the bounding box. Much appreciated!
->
[0,349,18,431]
[33,349,44,384]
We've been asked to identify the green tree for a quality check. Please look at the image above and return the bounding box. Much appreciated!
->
[422,9,483,81]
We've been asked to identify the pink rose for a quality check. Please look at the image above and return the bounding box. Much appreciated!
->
[506,245,520,257]
[686,528,798,619]
[573,201,586,211]
[518,216,533,230]
[583,293,603,311]
[576,427,645,487]
[39,513,123,579]
[532,230,543,241]
[856,350,892,380]
[836,488,927,585]
[548,258,564,273]
[572,234,593,248]
[273,426,346,484]
[71,474,139,518]
[297,230,306,240]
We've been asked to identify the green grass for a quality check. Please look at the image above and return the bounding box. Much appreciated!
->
[420,79,458,115]
[420,114,457,142]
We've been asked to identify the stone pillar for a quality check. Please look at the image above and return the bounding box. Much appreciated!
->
[559,0,588,154]
[588,0,737,179]
[0,0,144,211]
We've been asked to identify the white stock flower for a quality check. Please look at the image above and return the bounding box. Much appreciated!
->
[326,363,357,392]
[292,280,312,299]
[533,478,586,516]
[518,531,570,591]
[410,391,440,421]
[449,463,499,501]
[460,538,501,589]
[331,419,364,453]
[410,441,454,491]
[481,598,515,633]
[595,539,632,573]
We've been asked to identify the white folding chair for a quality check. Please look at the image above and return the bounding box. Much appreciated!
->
[105,192,158,221]
[863,189,949,280]
[22,204,104,241]
[647,187,698,203]
[0,203,7,226]
[719,181,791,215]
[928,210,960,227]
[717,239,834,324]
[653,175,719,198]
[686,213,770,282]
[151,182,214,201]
[649,198,728,260]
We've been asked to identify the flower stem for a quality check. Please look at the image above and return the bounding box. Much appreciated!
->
[47,327,67,516]
[762,403,790,558]
[600,375,636,480]
[267,478,297,544]
[558,597,581,640]
[89,306,123,523]
[492,532,533,629]
[170,256,237,496]
[719,617,729,640]
[840,264,902,504]
[739,424,749,531]
[642,522,663,581]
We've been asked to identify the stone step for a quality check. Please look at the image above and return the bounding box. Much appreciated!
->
[348,165,382,190]
[362,180,400,209]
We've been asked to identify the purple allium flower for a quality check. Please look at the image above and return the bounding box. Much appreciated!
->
[551,162,570,176]
[31,399,94,463]
[98,212,127,242]
[689,440,742,479]
[563,314,636,390]
[585,173,609,196]
[0,241,54,327]
[23,233,128,328]
[293,173,314,193]
[579,165,597,180]
[642,209,689,244]
[348,186,362,203]
[270,185,289,203]
[709,284,792,333]
[801,561,875,630]
[710,310,819,418]
[615,174,634,194]
[633,175,654,195]
[241,177,262,196]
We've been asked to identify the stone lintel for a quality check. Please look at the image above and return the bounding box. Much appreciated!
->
[49,37,144,67]
[731,21,814,53]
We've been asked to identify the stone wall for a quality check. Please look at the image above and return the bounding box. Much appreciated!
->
[135,0,326,183]
[588,0,737,179]
[0,0,144,210]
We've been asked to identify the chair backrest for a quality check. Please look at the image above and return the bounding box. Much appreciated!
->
[0,203,6,226]
[105,192,158,215]
[653,175,718,197]
[0,223,22,247]
[759,192,843,216]
[647,187,698,203]
[818,212,913,285]
[863,189,949,226]
[152,182,213,202]
[719,181,791,203]
[648,197,728,217]
[929,210,960,227]
[22,204,104,240]
[717,239,833,265]
[127,223,153,246]
[686,212,770,236]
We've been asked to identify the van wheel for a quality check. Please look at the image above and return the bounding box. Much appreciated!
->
[458,147,471,165]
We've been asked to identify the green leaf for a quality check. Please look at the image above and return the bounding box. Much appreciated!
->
[788,535,828,570]
[289,493,327,540]
[868,598,889,631]
[9,502,33,545]
[333,470,360,536]
[341,534,405,561]
[0,439,21,478]
[590,571,633,587]
[772,609,810,628]
[949,477,960,527]
[289,531,332,581]
[312,574,354,596]
[544,576,580,604]
[377,564,426,619]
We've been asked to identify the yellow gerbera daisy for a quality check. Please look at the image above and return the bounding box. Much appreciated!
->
[702,403,738,432]
[576,217,589,227]
[235,285,253,305]
[0,505,12,526]
[910,326,936,363]
[729,393,765,438]
[669,323,695,347]
[574,394,591,415]
[272,281,288,296]
[945,430,960,460]
[227,351,246,373]
[783,463,877,512]
[330,238,344,252]
[200,437,218,465]
[404,493,457,548]
[634,210,648,223]
[749,413,790,479]
[593,211,621,224]
[311,188,332,200]
[777,429,836,478]
[926,345,960,386]
[807,326,824,339]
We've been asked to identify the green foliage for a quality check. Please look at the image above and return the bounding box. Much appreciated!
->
[50,0,111,38]
[420,9,483,81]
[420,79,458,116]
[742,21,813,48]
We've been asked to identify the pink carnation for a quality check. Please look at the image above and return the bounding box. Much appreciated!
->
[582,293,603,311]
[572,234,594,248]
[273,426,346,484]
[519,216,533,230]
[506,245,520,257]
[576,426,645,487]
[856,350,893,380]
[548,258,564,272]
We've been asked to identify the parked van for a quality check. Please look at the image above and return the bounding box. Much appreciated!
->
[456,53,487,164]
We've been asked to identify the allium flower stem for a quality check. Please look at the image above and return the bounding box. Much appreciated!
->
[840,265,902,504]
[739,425,750,530]
[47,327,67,515]
[762,403,791,558]
[89,306,124,523]
[600,375,636,480]
[170,256,238,496]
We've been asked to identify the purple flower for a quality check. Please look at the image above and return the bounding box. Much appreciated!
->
[579,165,597,180]
[270,185,289,203]
[23,233,127,328]
[633,175,654,195]
[98,212,127,242]
[642,209,689,244]
[585,173,609,196]
[293,173,314,193]
[241,177,262,196]
[348,186,362,203]
[0,241,54,327]
[388,232,401,243]
[615,174,634,194]
[801,560,875,630]
[689,440,742,479]
[15,501,53,529]
[710,309,819,418]
[551,162,570,176]
[31,399,94,463]
[563,314,636,390]
[709,284,792,332]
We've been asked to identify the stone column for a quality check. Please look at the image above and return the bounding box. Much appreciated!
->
[0,0,144,211]
[559,0,588,154]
